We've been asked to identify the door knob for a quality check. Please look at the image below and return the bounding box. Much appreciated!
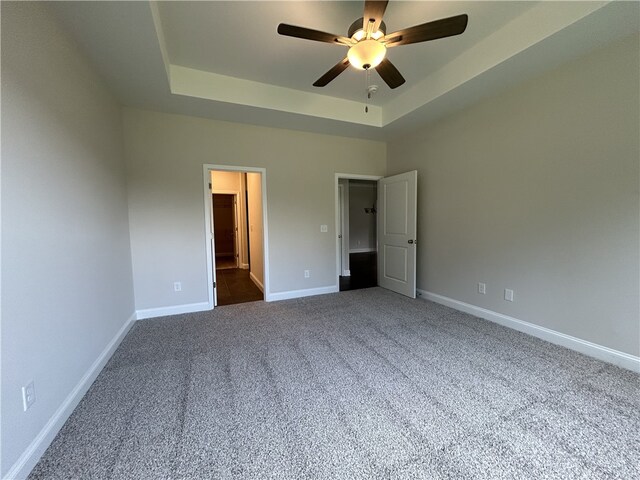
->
[408,239,413,244]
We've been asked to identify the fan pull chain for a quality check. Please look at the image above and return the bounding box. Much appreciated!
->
[365,67,371,113]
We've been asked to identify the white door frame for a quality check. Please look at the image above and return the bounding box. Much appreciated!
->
[334,173,383,290]
[204,165,270,308]
[338,184,346,276]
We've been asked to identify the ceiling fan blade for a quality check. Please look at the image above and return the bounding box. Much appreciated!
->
[383,14,468,47]
[362,0,388,35]
[375,58,405,89]
[278,24,352,46]
[313,57,350,87]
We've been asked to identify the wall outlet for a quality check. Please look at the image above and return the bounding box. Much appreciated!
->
[174,282,182,292]
[22,381,36,411]
[504,289,514,302]
[320,224,328,232]
[478,282,486,294]
[304,270,310,278]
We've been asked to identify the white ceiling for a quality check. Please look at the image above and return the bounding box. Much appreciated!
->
[49,1,639,140]
[157,1,535,104]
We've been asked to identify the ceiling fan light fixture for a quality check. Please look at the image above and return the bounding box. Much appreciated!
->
[347,39,386,70]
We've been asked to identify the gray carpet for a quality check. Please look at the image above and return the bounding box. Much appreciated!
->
[29,288,639,479]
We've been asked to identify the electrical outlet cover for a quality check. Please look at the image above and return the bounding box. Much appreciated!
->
[22,381,36,411]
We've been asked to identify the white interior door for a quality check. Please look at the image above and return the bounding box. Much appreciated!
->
[377,170,417,298]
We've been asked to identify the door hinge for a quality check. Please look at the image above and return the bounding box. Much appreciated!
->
[213,281,216,288]
[208,183,212,190]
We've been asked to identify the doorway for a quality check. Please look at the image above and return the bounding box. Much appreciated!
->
[207,168,267,307]
[212,193,238,269]
[336,175,381,292]
[335,171,418,298]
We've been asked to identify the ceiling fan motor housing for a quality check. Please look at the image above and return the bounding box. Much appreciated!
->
[347,18,387,39]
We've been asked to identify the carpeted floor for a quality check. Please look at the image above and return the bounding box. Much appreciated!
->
[29,288,639,479]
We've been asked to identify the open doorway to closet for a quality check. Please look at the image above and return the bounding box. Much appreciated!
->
[337,177,379,291]
[210,169,264,306]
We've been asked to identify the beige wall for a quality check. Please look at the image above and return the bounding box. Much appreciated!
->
[1,2,135,475]
[123,108,386,309]
[247,173,264,289]
[348,181,377,252]
[387,33,640,356]
[211,170,241,191]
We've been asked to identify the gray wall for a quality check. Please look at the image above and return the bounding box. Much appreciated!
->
[387,33,640,356]
[348,181,377,252]
[123,108,386,308]
[1,2,135,475]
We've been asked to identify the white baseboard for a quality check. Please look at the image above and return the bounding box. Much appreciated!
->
[417,289,640,373]
[267,285,339,302]
[341,269,351,277]
[5,312,137,480]
[136,301,211,320]
[249,272,264,293]
[349,248,376,253]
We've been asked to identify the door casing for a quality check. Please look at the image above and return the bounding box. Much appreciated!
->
[334,171,417,297]
[334,173,383,290]
[204,165,269,309]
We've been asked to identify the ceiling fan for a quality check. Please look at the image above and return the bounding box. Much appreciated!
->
[277,0,468,90]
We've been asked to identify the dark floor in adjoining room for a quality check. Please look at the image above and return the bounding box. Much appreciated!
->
[340,251,377,291]
[215,255,237,270]
[216,268,263,306]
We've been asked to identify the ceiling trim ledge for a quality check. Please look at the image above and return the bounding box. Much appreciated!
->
[382,0,610,126]
[149,1,172,82]
[169,65,383,127]
[148,0,380,127]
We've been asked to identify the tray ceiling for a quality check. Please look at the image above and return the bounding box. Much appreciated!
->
[49,1,639,140]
